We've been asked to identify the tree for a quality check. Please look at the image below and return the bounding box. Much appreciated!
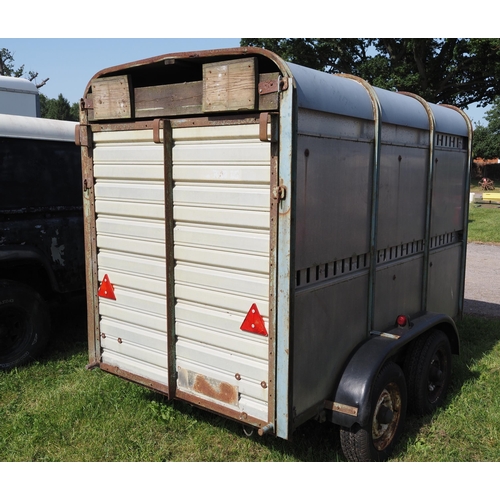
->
[0,47,49,89]
[241,38,500,108]
[2,48,79,121]
[472,97,500,159]
[40,94,79,121]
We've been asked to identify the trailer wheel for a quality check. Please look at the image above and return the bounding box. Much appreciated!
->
[0,280,50,370]
[340,362,407,462]
[404,329,451,416]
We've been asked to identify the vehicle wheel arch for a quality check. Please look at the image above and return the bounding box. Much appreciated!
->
[327,312,458,430]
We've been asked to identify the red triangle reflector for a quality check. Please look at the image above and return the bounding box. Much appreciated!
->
[98,274,116,300]
[240,303,268,336]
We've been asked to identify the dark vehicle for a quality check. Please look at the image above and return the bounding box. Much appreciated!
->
[0,113,85,369]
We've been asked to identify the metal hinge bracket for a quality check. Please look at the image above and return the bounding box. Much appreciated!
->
[80,98,94,110]
[273,183,287,201]
[258,76,288,96]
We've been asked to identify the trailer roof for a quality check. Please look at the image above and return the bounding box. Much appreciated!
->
[0,113,76,142]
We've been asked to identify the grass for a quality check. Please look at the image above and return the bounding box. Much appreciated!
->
[468,203,500,243]
[2,300,500,462]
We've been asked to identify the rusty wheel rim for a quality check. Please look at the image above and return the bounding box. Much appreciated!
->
[372,382,402,451]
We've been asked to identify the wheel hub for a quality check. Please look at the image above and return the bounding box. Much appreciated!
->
[0,307,27,354]
[427,351,447,403]
[372,383,402,451]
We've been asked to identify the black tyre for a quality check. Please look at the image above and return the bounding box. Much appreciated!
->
[404,329,451,416]
[340,362,407,462]
[0,280,50,370]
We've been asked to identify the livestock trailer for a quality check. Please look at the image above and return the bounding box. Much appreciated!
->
[77,47,472,461]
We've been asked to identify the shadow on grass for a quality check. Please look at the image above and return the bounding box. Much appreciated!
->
[145,391,346,462]
[43,294,88,361]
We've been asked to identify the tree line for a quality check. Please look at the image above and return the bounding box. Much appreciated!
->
[242,39,500,159]
[2,41,500,158]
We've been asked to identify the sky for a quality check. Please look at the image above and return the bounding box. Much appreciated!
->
[0,38,241,106]
[1,37,493,126]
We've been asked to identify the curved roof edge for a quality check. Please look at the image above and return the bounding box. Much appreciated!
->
[0,75,39,95]
[0,113,76,142]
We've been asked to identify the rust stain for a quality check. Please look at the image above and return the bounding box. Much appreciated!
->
[193,374,239,406]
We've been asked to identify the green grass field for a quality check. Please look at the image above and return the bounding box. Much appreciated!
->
[468,203,500,243]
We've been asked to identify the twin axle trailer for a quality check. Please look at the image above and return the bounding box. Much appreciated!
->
[77,47,472,461]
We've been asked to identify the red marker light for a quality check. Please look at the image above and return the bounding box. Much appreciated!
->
[396,315,407,327]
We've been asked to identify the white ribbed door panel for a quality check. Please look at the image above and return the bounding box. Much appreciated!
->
[172,124,271,422]
[93,129,168,386]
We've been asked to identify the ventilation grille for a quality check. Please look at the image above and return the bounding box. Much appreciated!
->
[435,133,464,150]
[296,253,369,288]
[295,232,462,290]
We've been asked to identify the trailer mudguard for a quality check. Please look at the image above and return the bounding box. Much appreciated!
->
[0,245,60,292]
[327,312,459,429]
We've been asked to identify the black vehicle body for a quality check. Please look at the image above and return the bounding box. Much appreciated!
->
[0,113,85,369]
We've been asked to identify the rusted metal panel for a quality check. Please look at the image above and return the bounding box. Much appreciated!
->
[324,400,359,417]
[177,368,239,406]
[177,389,268,430]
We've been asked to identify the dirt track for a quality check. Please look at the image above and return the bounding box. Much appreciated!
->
[464,242,500,318]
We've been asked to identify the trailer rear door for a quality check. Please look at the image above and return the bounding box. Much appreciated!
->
[91,118,276,427]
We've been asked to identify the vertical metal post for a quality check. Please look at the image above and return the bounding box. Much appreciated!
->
[339,75,382,332]
[441,105,473,317]
[275,78,295,439]
[77,114,101,367]
[163,120,176,399]
[400,92,436,312]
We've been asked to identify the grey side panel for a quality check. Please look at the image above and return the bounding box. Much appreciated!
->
[427,244,462,318]
[293,274,369,418]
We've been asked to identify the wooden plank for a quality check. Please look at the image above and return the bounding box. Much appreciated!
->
[202,58,257,112]
[91,75,132,120]
[258,73,280,111]
[135,81,203,118]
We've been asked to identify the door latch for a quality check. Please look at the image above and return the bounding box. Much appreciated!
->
[273,184,287,201]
